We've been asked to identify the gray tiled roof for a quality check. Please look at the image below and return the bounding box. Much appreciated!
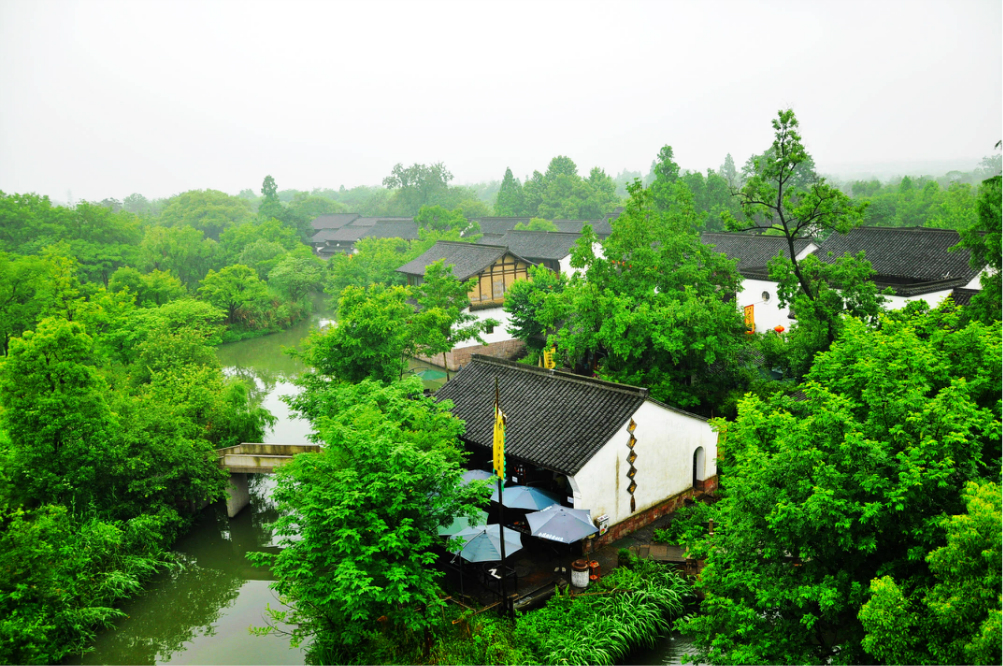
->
[473,217,531,235]
[435,356,648,475]
[310,213,361,230]
[950,287,980,306]
[816,227,980,288]
[551,219,601,234]
[365,220,419,240]
[396,241,523,281]
[485,230,581,261]
[311,227,369,243]
[701,233,815,273]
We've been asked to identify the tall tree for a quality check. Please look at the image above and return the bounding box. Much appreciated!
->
[719,153,738,188]
[495,167,525,216]
[257,175,284,221]
[382,162,454,215]
[955,174,1001,323]
[157,189,254,240]
[679,305,1002,664]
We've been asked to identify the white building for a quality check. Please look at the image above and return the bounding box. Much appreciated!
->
[436,355,719,550]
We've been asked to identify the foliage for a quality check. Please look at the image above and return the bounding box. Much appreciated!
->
[513,217,557,232]
[518,559,691,666]
[139,224,220,290]
[157,189,254,240]
[108,267,187,308]
[383,162,455,216]
[503,263,569,351]
[295,283,417,383]
[554,182,751,414]
[678,305,1002,664]
[859,480,1002,665]
[653,500,715,547]
[254,377,485,663]
[0,505,168,665]
[197,264,272,327]
[955,174,1001,323]
[414,204,481,238]
[495,167,524,216]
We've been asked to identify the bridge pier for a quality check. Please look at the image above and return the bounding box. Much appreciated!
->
[226,473,250,518]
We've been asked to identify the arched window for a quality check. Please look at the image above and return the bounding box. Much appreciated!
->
[693,447,706,489]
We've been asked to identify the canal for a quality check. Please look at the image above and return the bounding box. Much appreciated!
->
[71,304,691,665]
[72,306,446,665]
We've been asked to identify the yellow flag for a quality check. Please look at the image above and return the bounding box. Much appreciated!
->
[743,304,755,334]
[543,347,556,369]
[492,404,506,480]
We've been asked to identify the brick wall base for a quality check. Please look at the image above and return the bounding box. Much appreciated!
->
[582,475,718,554]
[415,338,526,372]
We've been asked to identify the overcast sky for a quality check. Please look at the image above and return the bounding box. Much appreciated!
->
[1,0,1000,202]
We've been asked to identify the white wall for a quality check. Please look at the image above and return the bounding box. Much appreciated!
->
[737,278,791,332]
[466,306,516,344]
[885,289,955,311]
[570,400,717,527]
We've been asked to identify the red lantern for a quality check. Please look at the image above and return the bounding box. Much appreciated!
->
[774,325,785,333]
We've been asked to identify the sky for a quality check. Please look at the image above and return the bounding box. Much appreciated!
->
[1,0,1000,203]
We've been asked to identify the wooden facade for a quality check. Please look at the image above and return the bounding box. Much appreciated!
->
[408,252,532,308]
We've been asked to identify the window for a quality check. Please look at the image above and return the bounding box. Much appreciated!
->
[485,323,495,334]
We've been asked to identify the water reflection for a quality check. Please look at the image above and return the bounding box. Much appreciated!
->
[71,477,299,665]
[622,631,699,665]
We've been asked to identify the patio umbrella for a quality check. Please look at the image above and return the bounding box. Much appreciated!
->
[460,469,495,486]
[490,485,562,510]
[526,505,599,543]
[437,508,489,536]
[451,524,523,563]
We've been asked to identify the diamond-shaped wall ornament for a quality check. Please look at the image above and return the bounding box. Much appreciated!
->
[626,466,637,479]
[627,480,637,495]
[628,418,636,433]
[627,434,636,449]
[627,450,637,465]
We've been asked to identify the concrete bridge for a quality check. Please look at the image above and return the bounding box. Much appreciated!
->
[217,443,322,517]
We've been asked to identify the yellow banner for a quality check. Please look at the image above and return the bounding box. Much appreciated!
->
[493,405,506,480]
[744,304,755,334]
[543,347,555,369]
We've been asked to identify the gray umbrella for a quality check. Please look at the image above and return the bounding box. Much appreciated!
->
[526,505,599,543]
[490,485,562,510]
[451,524,523,563]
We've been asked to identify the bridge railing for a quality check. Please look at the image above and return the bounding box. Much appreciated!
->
[217,443,322,474]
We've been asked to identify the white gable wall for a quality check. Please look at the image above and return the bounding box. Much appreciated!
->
[570,400,717,527]
[466,306,516,345]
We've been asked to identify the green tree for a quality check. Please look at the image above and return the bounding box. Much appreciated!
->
[255,377,485,663]
[197,264,271,326]
[0,252,49,355]
[513,217,558,231]
[382,162,454,215]
[414,204,480,237]
[257,175,284,221]
[555,182,749,413]
[521,170,547,217]
[139,225,220,290]
[295,283,417,383]
[679,306,1002,664]
[413,260,497,378]
[495,167,525,216]
[267,254,324,302]
[649,146,682,213]
[955,175,1001,323]
[503,263,569,352]
[859,480,1002,665]
[158,189,254,240]
[719,153,738,188]
[0,318,118,509]
[218,217,299,265]
[109,267,187,308]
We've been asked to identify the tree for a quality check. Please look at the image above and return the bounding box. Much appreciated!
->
[139,225,220,290]
[109,267,187,308]
[0,318,118,509]
[295,283,417,383]
[730,110,871,356]
[267,254,324,302]
[495,167,525,216]
[954,174,1001,323]
[504,263,569,351]
[255,377,486,663]
[719,153,738,188]
[554,182,749,413]
[679,305,1002,664]
[413,260,497,378]
[382,162,454,215]
[859,480,1002,665]
[521,171,547,217]
[157,189,254,240]
[513,217,558,231]
[0,252,49,355]
[257,175,284,221]
[414,205,480,237]
[649,146,682,213]
[197,264,271,326]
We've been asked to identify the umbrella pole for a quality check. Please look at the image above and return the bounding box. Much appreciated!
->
[497,474,507,616]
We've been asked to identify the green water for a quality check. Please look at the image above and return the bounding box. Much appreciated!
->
[73,306,446,665]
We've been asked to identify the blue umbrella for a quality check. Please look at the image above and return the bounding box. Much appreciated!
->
[490,485,562,510]
[460,469,495,486]
[451,524,523,562]
[526,505,598,543]
[437,508,489,536]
